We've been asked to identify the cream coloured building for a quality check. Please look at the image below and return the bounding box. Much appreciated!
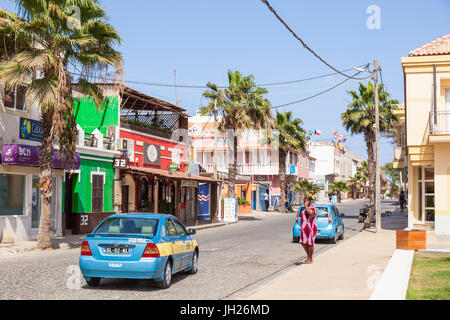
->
[399,35,450,235]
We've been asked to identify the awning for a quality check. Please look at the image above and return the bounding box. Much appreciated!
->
[1,144,81,169]
[127,166,221,183]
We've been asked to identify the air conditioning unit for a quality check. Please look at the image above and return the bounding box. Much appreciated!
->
[117,138,134,161]
[117,138,128,151]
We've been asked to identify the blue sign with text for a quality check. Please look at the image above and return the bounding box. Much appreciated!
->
[19,117,42,142]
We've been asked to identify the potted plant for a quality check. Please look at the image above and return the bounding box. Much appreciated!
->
[237,197,251,214]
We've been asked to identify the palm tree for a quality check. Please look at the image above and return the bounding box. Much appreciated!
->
[341,82,398,229]
[328,180,350,203]
[292,180,320,199]
[275,111,307,213]
[201,70,273,198]
[0,1,122,249]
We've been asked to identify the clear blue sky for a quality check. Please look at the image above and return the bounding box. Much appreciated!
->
[3,0,450,165]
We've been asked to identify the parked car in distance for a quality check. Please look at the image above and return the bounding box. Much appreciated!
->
[293,204,345,244]
[79,213,199,289]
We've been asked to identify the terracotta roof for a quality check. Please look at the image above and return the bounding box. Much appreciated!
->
[409,35,450,57]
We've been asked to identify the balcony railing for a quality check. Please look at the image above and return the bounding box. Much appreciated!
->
[429,111,450,134]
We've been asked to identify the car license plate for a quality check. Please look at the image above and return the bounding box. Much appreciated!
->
[104,247,130,254]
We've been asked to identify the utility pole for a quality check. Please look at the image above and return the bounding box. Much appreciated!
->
[174,70,181,105]
[373,59,381,233]
[213,100,218,180]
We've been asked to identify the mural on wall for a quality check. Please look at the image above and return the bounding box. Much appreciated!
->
[143,143,161,166]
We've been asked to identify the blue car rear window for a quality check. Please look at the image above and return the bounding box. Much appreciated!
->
[299,206,329,217]
[95,217,159,236]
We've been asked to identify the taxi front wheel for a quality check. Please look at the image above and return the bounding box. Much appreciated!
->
[188,251,198,274]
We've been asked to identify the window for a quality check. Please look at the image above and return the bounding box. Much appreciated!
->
[2,85,27,111]
[165,219,177,236]
[94,217,159,236]
[173,219,187,236]
[91,174,104,212]
[0,174,25,216]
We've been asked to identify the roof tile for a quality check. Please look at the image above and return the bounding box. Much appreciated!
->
[409,35,450,57]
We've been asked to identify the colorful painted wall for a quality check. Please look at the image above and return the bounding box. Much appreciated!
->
[74,96,119,135]
[62,155,115,214]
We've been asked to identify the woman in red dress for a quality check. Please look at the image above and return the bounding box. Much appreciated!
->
[299,196,317,264]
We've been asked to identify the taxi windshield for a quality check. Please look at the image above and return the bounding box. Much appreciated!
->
[95,217,159,236]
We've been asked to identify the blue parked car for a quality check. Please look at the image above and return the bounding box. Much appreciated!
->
[79,213,199,289]
[293,204,345,244]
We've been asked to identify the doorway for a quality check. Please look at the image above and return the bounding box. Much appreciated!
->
[64,173,74,230]
[417,166,435,224]
[122,185,129,213]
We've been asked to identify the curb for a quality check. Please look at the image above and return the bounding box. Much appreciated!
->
[192,221,238,231]
[370,249,415,300]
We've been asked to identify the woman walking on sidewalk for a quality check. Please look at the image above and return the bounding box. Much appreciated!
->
[299,196,317,264]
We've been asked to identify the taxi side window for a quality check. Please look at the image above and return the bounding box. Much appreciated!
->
[173,219,187,236]
[165,219,177,236]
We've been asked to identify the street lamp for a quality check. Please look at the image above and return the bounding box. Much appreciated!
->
[354,59,381,233]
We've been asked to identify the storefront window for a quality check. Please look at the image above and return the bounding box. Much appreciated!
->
[0,174,25,216]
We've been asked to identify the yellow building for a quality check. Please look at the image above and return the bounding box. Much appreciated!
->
[399,35,450,235]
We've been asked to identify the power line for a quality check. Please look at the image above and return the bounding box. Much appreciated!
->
[260,0,370,81]
[69,64,367,90]
[271,71,371,109]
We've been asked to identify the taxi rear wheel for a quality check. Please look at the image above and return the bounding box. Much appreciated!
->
[86,277,101,287]
[293,236,299,243]
[157,260,172,289]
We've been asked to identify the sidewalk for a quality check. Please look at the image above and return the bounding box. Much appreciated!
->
[237,208,409,300]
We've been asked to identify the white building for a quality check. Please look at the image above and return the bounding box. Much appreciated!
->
[0,83,65,241]
[309,141,364,200]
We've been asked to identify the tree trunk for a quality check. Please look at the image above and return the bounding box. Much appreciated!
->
[279,149,287,213]
[227,135,238,199]
[36,112,54,249]
[364,131,376,230]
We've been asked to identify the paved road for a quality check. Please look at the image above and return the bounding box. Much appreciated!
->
[0,199,397,300]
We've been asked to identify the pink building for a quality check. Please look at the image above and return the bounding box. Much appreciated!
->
[189,113,315,210]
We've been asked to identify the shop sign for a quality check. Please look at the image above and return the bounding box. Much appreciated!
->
[181,180,198,188]
[169,162,179,172]
[223,198,238,222]
[113,157,129,169]
[19,117,42,142]
[143,143,161,166]
[289,165,296,174]
[1,144,80,169]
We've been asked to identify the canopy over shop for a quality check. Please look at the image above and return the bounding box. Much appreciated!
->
[120,166,220,226]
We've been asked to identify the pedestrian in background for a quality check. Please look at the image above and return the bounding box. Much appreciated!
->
[299,196,317,264]
[264,191,269,211]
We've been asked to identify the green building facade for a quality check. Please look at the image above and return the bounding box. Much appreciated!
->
[63,86,121,234]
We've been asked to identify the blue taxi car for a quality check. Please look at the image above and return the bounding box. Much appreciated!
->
[292,204,345,244]
[79,213,199,289]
